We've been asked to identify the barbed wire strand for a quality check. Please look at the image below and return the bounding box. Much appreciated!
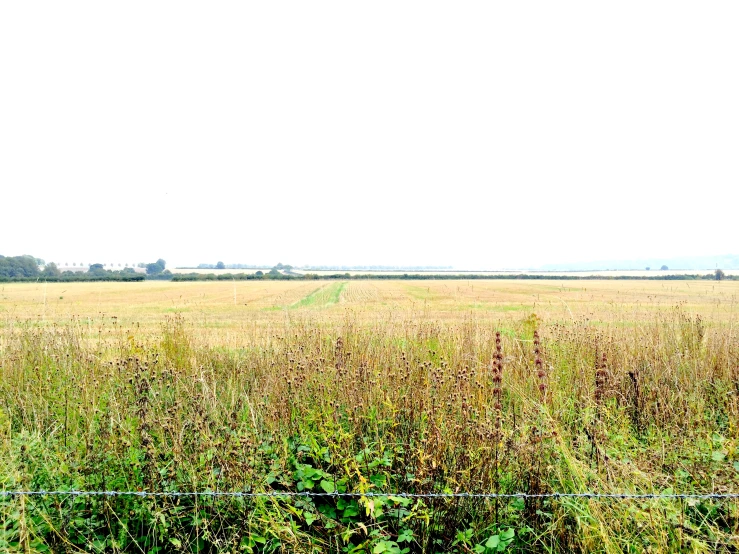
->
[1,490,738,500]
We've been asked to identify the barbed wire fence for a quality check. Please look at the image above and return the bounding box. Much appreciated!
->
[0,489,739,552]
[1,489,739,499]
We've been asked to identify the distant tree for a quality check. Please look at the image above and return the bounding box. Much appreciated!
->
[660,265,669,271]
[0,255,40,278]
[645,267,650,271]
[255,270,264,277]
[146,259,166,275]
[89,263,106,274]
[715,269,726,281]
[35,258,45,267]
[41,262,61,278]
[216,261,226,270]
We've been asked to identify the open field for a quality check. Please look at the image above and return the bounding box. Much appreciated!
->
[1,280,738,552]
[2,278,738,330]
[170,268,739,278]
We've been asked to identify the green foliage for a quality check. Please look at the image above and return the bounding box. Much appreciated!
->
[1,312,738,551]
[146,259,166,275]
[0,254,39,278]
[41,262,60,278]
[474,528,515,553]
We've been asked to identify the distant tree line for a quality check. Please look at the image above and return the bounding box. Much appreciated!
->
[0,255,144,282]
[1,255,735,283]
[0,271,145,283]
[171,271,737,282]
[0,255,39,278]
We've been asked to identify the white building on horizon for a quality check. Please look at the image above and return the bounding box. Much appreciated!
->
[47,262,146,274]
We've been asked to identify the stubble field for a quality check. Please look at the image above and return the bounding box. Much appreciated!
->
[2,279,736,335]
[1,280,738,552]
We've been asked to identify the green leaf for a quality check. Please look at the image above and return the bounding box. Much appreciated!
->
[733,461,739,472]
[320,479,335,494]
[305,512,318,526]
[370,474,387,487]
[501,528,515,540]
[169,539,182,548]
[485,535,500,549]
[397,529,413,543]
[455,528,474,545]
[318,504,337,518]
[712,451,726,462]
[343,506,359,517]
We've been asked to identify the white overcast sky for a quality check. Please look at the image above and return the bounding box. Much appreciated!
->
[1,2,737,269]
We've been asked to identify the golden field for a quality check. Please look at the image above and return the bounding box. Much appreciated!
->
[2,279,737,333]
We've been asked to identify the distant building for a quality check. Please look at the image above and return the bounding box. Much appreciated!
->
[49,263,146,274]
[54,263,87,273]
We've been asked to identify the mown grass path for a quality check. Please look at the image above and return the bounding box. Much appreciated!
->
[290,281,346,309]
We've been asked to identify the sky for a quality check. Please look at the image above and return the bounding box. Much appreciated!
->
[1,2,737,270]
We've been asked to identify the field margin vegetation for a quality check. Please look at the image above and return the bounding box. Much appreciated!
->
[1,304,738,552]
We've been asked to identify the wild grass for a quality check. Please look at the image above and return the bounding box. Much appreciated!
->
[1,300,738,552]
